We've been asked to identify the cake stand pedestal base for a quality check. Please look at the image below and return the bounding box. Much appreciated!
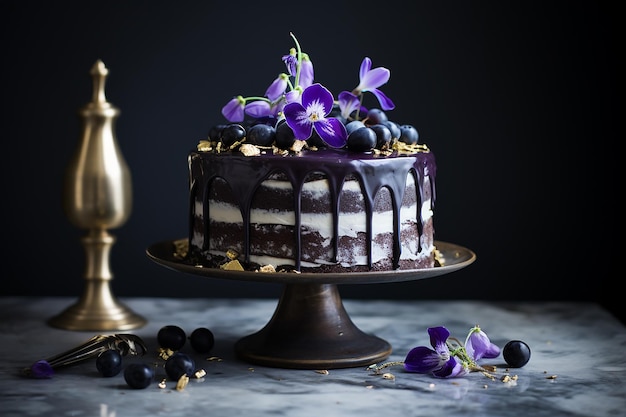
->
[234,283,391,369]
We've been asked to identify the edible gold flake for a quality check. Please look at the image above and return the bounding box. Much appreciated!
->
[221,259,244,271]
[315,370,329,375]
[257,264,276,273]
[194,369,206,379]
[434,247,445,267]
[382,373,395,380]
[158,379,167,389]
[197,140,213,152]
[206,356,222,362]
[158,347,175,360]
[393,140,430,155]
[501,375,511,383]
[173,239,189,259]
[176,374,189,391]
[226,248,240,260]
[291,140,306,153]
[239,143,261,156]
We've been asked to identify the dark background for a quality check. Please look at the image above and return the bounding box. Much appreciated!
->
[3,2,620,322]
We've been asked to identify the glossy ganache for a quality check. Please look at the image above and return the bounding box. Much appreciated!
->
[187,147,436,273]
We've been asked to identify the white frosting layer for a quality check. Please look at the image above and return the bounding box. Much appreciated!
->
[191,172,433,268]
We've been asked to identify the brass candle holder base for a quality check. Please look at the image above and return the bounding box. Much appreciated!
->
[47,286,146,332]
[48,230,146,331]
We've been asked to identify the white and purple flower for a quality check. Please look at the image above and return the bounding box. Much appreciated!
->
[220,33,394,148]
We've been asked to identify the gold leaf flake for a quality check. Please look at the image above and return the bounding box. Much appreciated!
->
[382,373,395,380]
[221,259,244,271]
[315,370,329,375]
[197,140,213,152]
[176,375,189,391]
[158,379,167,389]
[194,369,206,379]
[226,248,240,260]
[257,264,276,273]
[239,143,261,156]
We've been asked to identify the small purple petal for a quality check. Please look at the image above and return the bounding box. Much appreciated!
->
[299,56,314,88]
[338,91,360,119]
[245,101,271,118]
[466,326,500,361]
[370,88,395,111]
[283,102,312,140]
[313,118,347,148]
[30,360,54,379]
[484,343,501,359]
[428,326,451,349]
[301,83,334,115]
[284,89,302,104]
[359,57,372,80]
[359,67,391,91]
[265,74,288,101]
[222,96,245,122]
[404,346,443,373]
[282,53,297,76]
[432,357,469,378]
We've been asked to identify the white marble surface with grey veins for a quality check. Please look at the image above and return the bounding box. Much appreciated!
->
[1,296,625,417]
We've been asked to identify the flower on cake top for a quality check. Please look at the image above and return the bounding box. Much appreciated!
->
[221,32,395,149]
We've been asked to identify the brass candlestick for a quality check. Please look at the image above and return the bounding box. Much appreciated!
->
[48,60,146,331]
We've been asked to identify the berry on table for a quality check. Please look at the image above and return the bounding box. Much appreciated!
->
[157,325,187,351]
[189,327,215,354]
[503,340,531,368]
[165,352,196,381]
[96,349,122,377]
[123,363,154,389]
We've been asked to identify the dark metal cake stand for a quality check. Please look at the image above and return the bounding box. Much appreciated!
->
[146,240,475,369]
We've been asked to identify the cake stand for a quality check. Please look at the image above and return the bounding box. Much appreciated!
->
[146,240,475,369]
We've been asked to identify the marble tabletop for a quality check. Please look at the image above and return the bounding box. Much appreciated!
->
[1,296,624,417]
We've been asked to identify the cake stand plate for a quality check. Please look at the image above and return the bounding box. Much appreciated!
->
[146,240,475,369]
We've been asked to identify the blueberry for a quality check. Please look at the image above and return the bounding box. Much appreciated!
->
[247,124,275,146]
[369,123,392,149]
[503,340,531,368]
[399,124,419,145]
[347,127,377,152]
[365,108,388,125]
[165,352,196,381]
[124,363,154,389]
[220,124,246,148]
[345,120,366,135]
[96,349,122,377]
[157,325,187,351]
[189,327,215,354]
[275,121,296,150]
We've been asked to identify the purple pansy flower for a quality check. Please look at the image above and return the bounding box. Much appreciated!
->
[353,57,395,111]
[403,326,469,378]
[283,83,347,148]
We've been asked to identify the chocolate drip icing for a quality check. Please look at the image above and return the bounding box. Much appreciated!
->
[189,148,436,271]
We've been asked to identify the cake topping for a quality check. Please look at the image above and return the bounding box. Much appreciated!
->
[203,33,428,155]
